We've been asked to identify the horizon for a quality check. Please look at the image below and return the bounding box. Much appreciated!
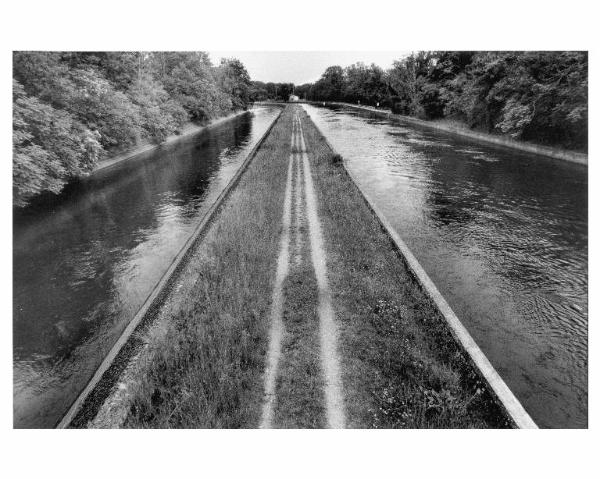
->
[209,51,410,84]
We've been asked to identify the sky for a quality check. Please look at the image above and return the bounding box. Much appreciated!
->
[209,51,410,84]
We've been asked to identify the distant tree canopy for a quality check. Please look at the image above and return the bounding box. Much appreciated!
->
[13,51,253,207]
[249,81,295,102]
[299,52,588,152]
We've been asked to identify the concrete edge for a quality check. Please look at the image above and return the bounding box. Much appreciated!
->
[56,107,284,429]
[315,102,587,165]
[301,105,538,429]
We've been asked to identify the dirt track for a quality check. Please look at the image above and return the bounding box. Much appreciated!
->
[260,111,345,428]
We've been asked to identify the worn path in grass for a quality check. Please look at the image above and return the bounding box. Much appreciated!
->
[298,114,345,428]
[113,104,509,429]
[261,112,345,428]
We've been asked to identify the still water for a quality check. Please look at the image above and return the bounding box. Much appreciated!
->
[13,106,281,428]
[304,104,587,428]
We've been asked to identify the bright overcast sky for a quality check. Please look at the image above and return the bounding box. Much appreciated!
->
[209,51,410,84]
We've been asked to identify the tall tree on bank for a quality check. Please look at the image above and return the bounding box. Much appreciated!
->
[312,66,345,101]
[13,51,254,207]
[13,79,102,207]
[216,58,252,110]
[304,51,587,151]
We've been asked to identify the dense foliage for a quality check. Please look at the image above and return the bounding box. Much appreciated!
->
[13,52,252,207]
[249,81,295,102]
[299,51,588,152]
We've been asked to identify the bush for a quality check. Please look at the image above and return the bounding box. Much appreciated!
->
[13,51,254,206]
[13,79,102,207]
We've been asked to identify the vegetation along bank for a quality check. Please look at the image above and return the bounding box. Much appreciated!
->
[13,52,252,207]
[264,52,587,154]
[72,105,519,428]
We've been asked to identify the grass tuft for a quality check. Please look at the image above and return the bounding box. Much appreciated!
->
[331,153,343,165]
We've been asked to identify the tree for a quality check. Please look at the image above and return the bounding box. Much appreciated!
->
[13,52,142,148]
[343,63,388,105]
[294,83,313,100]
[13,79,102,207]
[216,58,252,110]
[296,51,587,150]
[313,66,345,101]
[249,81,268,102]
[491,52,588,147]
[128,74,187,142]
[387,56,423,115]
[157,52,234,122]
[13,51,259,206]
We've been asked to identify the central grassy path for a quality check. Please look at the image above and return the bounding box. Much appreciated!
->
[263,112,345,428]
[297,114,345,428]
[114,104,509,429]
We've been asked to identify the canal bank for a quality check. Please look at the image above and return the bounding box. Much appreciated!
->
[94,109,251,173]
[304,107,536,428]
[74,105,524,429]
[318,102,588,165]
[57,107,284,428]
[303,103,587,428]
[14,106,282,428]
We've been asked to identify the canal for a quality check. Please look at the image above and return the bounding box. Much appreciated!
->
[13,106,281,428]
[304,103,588,428]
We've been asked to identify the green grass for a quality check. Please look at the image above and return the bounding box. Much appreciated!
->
[298,107,509,428]
[120,105,509,428]
[123,107,294,428]
[272,149,326,428]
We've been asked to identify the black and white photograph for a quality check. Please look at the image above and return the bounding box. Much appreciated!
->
[1,1,596,478]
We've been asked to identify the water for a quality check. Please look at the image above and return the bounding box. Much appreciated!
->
[13,106,281,428]
[304,104,588,428]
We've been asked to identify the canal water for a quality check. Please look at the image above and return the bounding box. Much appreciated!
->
[303,104,588,428]
[13,106,281,428]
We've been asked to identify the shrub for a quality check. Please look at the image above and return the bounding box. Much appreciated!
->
[13,79,102,207]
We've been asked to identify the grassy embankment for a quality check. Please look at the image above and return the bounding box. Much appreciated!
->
[118,104,507,428]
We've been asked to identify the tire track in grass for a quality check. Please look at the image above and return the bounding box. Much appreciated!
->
[259,118,296,428]
[272,115,326,428]
[297,112,346,428]
[294,118,305,266]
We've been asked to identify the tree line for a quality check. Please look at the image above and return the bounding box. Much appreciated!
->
[282,52,588,152]
[13,52,252,207]
[249,81,295,102]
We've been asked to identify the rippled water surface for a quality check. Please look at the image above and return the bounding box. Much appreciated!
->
[304,104,587,428]
[13,106,281,428]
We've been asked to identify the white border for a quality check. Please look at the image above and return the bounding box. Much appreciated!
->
[1,1,596,478]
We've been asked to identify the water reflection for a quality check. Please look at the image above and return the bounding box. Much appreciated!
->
[13,106,281,428]
[304,104,587,428]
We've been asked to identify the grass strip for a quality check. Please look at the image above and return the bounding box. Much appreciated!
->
[272,134,326,428]
[120,104,509,428]
[122,107,293,428]
[298,106,509,428]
